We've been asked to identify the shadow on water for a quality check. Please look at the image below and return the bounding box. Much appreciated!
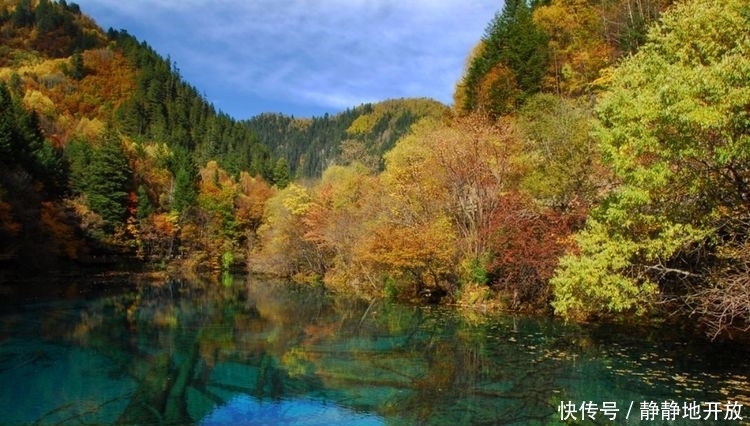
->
[0,273,749,425]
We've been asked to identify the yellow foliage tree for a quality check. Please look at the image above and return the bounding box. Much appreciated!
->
[22,89,55,117]
[251,183,323,279]
[382,115,525,263]
[533,0,614,95]
[193,161,239,270]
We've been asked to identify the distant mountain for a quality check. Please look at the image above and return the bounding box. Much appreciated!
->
[245,98,448,178]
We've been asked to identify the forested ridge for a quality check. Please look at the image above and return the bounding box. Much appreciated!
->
[0,0,282,275]
[2,0,750,340]
[247,98,447,178]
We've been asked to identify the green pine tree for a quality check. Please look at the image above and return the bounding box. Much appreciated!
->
[86,129,132,233]
[457,0,549,117]
[65,138,93,196]
[70,49,85,80]
[170,147,198,214]
[272,157,291,188]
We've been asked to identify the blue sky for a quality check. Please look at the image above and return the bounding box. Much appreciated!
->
[75,1,501,119]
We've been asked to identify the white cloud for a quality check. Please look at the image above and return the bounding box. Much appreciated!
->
[76,0,500,117]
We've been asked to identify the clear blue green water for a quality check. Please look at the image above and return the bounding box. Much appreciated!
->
[0,275,748,425]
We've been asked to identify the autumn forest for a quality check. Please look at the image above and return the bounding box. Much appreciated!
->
[1,0,749,340]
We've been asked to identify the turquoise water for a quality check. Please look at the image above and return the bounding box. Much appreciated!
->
[0,275,748,425]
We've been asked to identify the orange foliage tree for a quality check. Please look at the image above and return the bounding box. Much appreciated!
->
[138,212,179,259]
[235,171,274,246]
[301,163,381,292]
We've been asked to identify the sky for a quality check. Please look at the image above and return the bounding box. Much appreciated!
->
[75,1,501,120]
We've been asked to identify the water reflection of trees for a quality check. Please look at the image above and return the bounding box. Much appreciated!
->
[41,277,318,421]
[377,309,565,425]
[57,276,567,424]
[36,274,750,425]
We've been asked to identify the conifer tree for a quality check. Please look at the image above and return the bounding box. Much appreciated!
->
[456,0,549,117]
[272,157,291,188]
[170,147,198,215]
[0,83,64,192]
[11,0,34,27]
[0,85,17,160]
[65,138,92,196]
[85,129,132,233]
[70,49,85,80]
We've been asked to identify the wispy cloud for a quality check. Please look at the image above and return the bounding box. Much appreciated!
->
[77,0,500,118]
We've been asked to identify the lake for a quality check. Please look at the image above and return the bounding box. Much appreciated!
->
[0,273,748,425]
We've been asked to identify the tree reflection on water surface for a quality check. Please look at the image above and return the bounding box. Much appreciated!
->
[0,275,748,425]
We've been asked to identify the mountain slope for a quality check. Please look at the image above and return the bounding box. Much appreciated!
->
[246,98,448,178]
[0,0,276,272]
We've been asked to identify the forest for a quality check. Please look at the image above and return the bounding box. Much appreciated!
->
[1,0,749,340]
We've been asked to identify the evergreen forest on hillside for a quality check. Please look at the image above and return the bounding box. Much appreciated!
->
[1,0,750,340]
[247,98,447,178]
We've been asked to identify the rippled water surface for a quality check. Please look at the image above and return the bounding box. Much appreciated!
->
[0,275,748,425]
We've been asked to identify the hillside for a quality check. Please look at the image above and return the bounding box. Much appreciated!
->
[454,0,675,118]
[246,98,448,178]
[0,0,276,274]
